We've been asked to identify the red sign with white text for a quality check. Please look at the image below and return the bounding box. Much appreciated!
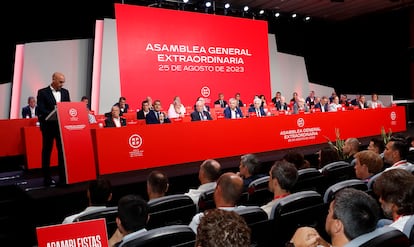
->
[115,4,271,110]
[36,219,108,247]
[57,102,96,184]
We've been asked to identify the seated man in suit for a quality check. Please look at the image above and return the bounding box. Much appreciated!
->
[191,100,213,121]
[224,98,243,119]
[314,96,329,112]
[356,95,369,109]
[276,96,289,111]
[22,96,38,118]
[113,96,129,116]
[137,100,151,120]
[235,92,244,107]
[146,100,171,124]
[248,97,266,117]
[213,93,228,108]
[293,97,310,114]
[105,105,127,128]
[108,194,149,247]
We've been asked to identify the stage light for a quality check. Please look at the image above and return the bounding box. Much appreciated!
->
[224,3,230,9]
[274,12,280,18]
[243,6,249,12]
[259,9,265,15]
[304,16,311,21]
[205,1,212,7]
[292,13,297,18]
[183,0,189,3]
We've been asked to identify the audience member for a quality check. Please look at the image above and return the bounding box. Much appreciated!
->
[238,154,265,191]
[356,95,368,109]
[146,170,169,201]
[314,96,329,112]
[283,151,309,170]
[305,90,316,107]
[191,100,213,121]
[81,96,96,124]
[367,137,386,156]
[342,137,360,163]
[22,96,38,118]
[136,100,151,120]
[367,93,384,109]
[114,96,129,115]
[248,97,266,117]
[293,97,310,114]
[63,177,112,223]
[108,194,149,247]
[167,96,186,119]
[145,100,171,124]
[189,172,244,233]
[261,160,298,218]
[353,150,384,183]
[374,168,414,231]
[328,96,342,112]
[195,209,251,247]
[235,92,244,107]
[185,159,221,205]
[224,98,243,119]
[105,105,126,128]
[214,93,228,108]
[318,146,340,169]
[405,135,414,164]
[277,96,289,111]
[288,188,380,247]
[383,136,413,170]
[271,91,282,105]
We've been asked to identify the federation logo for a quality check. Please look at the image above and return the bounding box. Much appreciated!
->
[129,134,143,149]
[390,111,396,121]
[69,108,78,117]
[201,86,211,98]
[297,118,305,128]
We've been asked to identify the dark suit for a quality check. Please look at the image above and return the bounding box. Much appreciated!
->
[223,107,243,119]
[248,106,266,117]
[191,110,213,121]
[104,117,127,127]
[37,86,70,184]
[357,101,369,109]
[145,110,171,124]
[314,102,328,112]
[137,110,149,120]
[113,103,129,116]
[276,102,289,111]
[213,99,227,108]
[21,105,38,118]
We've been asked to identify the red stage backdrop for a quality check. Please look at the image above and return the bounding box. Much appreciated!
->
[115,4,271,110]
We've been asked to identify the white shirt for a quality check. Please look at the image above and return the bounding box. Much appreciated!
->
[385,160,413,171]
[62,206,107,224]
[185,182,217,205]
[50,86,61,103]
[390,215,412,232]
[30,106,36,117]
[113,117,121,127]
[189,206,245,233]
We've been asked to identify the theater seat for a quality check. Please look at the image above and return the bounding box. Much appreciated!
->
[320,161,356,188]
[73,206,118,236]
[343,226,410,247]
[197,188,215,212]
[292,168,326,194]
[119,225,196,247]
[233,206,270,247]
[147,194,197,229]
[246,176,273,206]
[323,179,368,204]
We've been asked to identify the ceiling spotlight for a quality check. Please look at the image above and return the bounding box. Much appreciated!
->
[183,0,189,3]
[274,12,280,17]
[243,6,249,12]
[205,1,211,7]
[259,9,265,15]
[292,13,297,18]
[224,3,230,9]
[304,16,311,21]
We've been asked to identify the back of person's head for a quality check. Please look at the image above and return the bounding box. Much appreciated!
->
[216,172,243,205]
[373,169,414,216]
[283,151,306,170]
[88,177,112,206]
[270,160,298,192]
[117,194,148,233]
[196,209,251,247]
[388,136,409,160]
[201,159,221,182]
[240,154,260,176]
[354,150,384,174]
[319,146,340,168]
[147,170,169,199]
[332,188,379,240]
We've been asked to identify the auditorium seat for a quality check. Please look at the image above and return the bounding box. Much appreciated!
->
[343,226,410,247]
[147,194,197,229]
[269,190,328,247]
[323,179,368,204]
[119,225,195,247]
[197,188,215,212]
[320,161,356,189]
[73,206,118,236]
[246,176,273,206]
[233,206,270,247]
[292,168,326,194]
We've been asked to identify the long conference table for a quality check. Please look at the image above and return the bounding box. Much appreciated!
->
[0,106,406,175]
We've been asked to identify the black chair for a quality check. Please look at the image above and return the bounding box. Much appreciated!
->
[74,206,118,236]
[292,168,326,194]
[269,190,328,247]
[320,161,356,188]
[246,176,273,206]
[233,206,270,247]
[343,226,410,247]
[119,225,196,247]
[323,179,368,204]
[147,194,197,229]
[197,188,215,212]
[402,215,414,244]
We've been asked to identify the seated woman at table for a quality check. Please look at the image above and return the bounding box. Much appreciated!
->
[168,96,186,119]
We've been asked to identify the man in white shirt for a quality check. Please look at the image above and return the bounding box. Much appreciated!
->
[185,159,221,205]
[383,136,413,171]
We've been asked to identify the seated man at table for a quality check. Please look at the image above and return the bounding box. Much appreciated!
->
[191,100,213,121]
[248,97,266,117]
[137,100,151,120]
[213,93,228,108]
[113,96,129,116]
[146,100,171,124]
[224,98,243,119]
[105,105,126,128]
[314,96,329,112]
[22,96,38,118]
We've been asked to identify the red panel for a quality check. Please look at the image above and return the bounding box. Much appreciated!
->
[22,127,58,169]
[0,118,37,156]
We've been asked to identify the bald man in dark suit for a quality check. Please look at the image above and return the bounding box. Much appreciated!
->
[37,72,71,186]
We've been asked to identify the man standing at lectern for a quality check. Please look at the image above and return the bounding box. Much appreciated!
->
[37,72,71,187]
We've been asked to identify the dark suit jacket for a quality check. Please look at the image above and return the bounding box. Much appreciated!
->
[145,110,171,124]
[314,103,328,112]
[104,117,127,127]
[21,105,38,118]
[137,110,149,120]
[114,103,129,115]
[191,110,213,121]
[36,86,70,129]
[357,102,369,109]
[276,102,288,111]
[223,107,243,119]
[248,106,266,117]
[213,99,227,108]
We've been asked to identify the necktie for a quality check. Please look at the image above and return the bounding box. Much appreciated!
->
[156,112,159,119]
[199,112,203,120]
[220,100,223,107]
[256,109,260,117]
